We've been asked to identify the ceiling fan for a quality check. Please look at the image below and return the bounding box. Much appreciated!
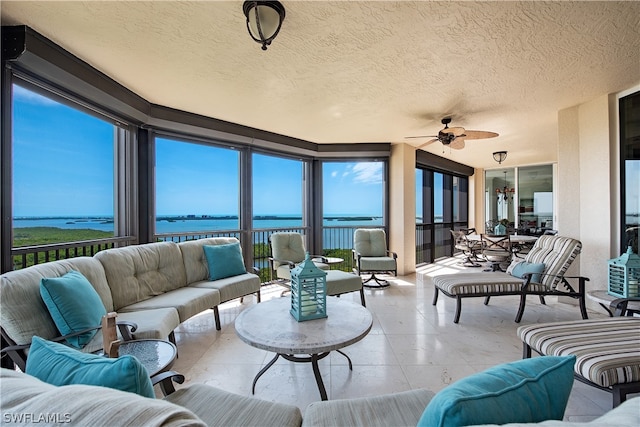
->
[406,117,498,150]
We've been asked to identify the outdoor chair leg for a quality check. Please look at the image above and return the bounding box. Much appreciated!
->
[359,289,366,307]
[213,306,221,331]
[484,296,491,305]
[522,342,532,359]
[579,296,588,319]
[515,294,527,323]
[539,295,546,305]
[432,287,439,305]
[454,297,462,324]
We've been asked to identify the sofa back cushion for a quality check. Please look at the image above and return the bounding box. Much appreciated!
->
[0,368,206,426]
[0,257,113,346]
[179,237,241,284]
[524,235,581,289]
[95,242,187,310]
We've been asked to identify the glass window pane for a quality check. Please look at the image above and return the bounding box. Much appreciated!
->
[416,169,423,223]
[155,138,239,233]
[12,84,115,246]
[323,161,383,226]
[625,160,639,252]
[253,154,303,228]
[517,165,553,234]
[434,172,443,223]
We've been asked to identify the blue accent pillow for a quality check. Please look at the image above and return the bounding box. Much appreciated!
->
[417,356,576,427]
[25,336,155,398]
[510,261,546,283]
[40,270,107,348]
[203,243,247,280]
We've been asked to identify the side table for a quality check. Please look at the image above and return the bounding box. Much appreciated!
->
[587,290,640,317]
[118,339,177,377]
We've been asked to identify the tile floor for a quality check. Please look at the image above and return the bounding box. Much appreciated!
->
[170,256,621,422]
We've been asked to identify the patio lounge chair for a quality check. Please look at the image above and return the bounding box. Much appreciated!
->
[518,297,640,407]
[431,235,588,323]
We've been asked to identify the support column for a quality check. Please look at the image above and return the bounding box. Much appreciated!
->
[389,143,416,275]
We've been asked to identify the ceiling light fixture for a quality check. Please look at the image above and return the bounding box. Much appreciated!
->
[493,151,508,164]
[496,171,515,201]
[243,1,286,51]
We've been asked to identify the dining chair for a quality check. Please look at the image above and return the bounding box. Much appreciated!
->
[481,234,512,272]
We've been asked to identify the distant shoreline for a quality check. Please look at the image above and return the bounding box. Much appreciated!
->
[15,214,383,222]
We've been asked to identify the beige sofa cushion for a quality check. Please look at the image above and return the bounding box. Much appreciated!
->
[178,237,241,284]
[118,287,220,323]
[302,389,435,427]
[0,257,112,346]
[95,242,188,310]
[179,237,260,303]
[0,368,206,426]
[166,383,302,427]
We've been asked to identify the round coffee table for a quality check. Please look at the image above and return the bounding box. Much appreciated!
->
[235,297,372,400]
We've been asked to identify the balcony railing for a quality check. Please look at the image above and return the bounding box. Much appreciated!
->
[10,236,136,271]
[8,224,465,274]
[8,225,388,280]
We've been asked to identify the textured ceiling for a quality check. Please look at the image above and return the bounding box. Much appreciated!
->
[2,1,639,169]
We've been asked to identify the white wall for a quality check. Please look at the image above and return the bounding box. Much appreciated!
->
[389,143,416,275]
[558,94,616,310]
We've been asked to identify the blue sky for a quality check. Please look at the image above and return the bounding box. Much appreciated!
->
[13,84,384,217]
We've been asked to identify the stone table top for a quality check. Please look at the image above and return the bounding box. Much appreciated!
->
[118,339,177,377]
[235,297,372,355]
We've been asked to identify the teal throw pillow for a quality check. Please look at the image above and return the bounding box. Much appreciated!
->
[40,270,107,348]
[511,261,546,283]
[203,243,247,280]
[25,336,155,398]
[417,356,576,427]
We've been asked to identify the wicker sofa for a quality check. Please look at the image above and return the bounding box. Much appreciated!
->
[0,238,261,370]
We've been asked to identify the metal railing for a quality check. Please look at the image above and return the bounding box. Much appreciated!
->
[10,236,136,271]
[8,225,389,279]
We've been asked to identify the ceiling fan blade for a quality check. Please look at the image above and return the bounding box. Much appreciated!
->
[405,135,438,139]
[441,126,466,137]
[462,130,499,140]
[450,138,466,150]
[417,138,438,149]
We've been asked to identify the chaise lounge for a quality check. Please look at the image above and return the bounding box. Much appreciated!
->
[430,235,588,323]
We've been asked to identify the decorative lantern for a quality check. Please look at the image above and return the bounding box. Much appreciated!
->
[607,247,640,298]
[290,252,327,322]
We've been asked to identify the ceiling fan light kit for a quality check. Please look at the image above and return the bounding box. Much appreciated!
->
[407,117,498,150]
[243,0,286,50]
[493,151,508,164]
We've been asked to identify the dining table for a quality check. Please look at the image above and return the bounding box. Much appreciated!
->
[466,234,538,244]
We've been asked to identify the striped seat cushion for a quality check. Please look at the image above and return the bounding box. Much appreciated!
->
[433,272,525,296]
[524,235,581,290]
[517,318,640,388]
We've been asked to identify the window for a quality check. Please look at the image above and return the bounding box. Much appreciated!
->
[253,153,304,228]
[485,166,554,235]
[416,167,469,264]
[155,137,240,233]
[620,91,640,254]
[12,83,116,247]
[322,161,384,226]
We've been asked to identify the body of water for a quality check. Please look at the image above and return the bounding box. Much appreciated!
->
[13,215,384,234]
